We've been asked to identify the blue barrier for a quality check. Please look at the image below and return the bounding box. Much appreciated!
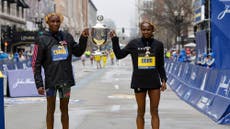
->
[166,60,230,124]
[0,71,5,129]
[7,68,41,97]
[183,63,193,82]
[215,70,230,98]
[0,58,32,71]
[205,69,219,93]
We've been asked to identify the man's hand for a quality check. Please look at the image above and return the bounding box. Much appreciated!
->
[37,87,45,95]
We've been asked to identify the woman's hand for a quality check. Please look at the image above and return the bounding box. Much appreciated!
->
[37,87,45,95]
[81,28,89,37]
[160,81,167,92]
[109,30,117,38]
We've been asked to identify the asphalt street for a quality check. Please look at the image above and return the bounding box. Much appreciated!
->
[4,57,229,129]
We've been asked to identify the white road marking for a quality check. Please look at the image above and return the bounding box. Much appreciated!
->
[114,84,119,89]
[111,105,121,112]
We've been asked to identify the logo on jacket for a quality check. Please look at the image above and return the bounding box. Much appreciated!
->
[51,45,69,61]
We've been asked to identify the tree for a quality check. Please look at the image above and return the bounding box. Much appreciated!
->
[140,0,194,49]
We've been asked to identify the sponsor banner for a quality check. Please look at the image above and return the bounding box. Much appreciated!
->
[206,95,230,123]
[195,66,209,89]
[185,88,203,106]
[196,93,215,113]
[215,70,230,98]
[166,60,230,124]
[7,68,41,97]
[204,69,219,93]
[171,62,179,75]
[168,77,180,91]
[182,63,193,82]
[0,74,5,129]
[195,30,207,56]
[0,59,32,71]
[187,65,200,87]
[175,83,187,97]
[211,0,230,69]
[177,63,185,78]
[166,74,173,84]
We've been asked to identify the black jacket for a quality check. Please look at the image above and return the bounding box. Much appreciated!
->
[112,37,167,89]
[32,31,87,89]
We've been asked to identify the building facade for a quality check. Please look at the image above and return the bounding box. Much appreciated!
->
[1,0,97,52]
[54,0,90,40]
[0,0,30,52]
[88,0,97,28]
[25,0,55,31]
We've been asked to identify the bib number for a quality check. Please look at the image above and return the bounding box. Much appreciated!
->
[51,45,69,61]
[138,56,156,69]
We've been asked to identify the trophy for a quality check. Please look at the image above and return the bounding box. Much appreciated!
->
[91,15,109,52]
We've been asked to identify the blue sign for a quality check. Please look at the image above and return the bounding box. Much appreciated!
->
[195,30,207,55]
[7,68,41,97]
[0,72,5,129]
[194,0,205,24]
[211,0,230,69]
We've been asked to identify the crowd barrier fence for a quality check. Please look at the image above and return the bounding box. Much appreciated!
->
[165,60,230,124]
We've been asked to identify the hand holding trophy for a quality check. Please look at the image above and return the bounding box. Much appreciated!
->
[81,28,90,38]
[90,15,109,52]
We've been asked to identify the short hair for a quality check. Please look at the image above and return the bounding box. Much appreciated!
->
[139,21,155,32]
[45,13,64,23]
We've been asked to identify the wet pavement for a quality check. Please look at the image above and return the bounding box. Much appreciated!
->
[4,57,229,129]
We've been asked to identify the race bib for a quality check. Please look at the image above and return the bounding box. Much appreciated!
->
[51,45,69,61]
[138,56,156,69]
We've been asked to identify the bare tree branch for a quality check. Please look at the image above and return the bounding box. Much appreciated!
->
[138,0,194,49]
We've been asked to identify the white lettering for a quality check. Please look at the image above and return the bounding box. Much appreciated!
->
[13,78,35,89]
[218,4,230,20]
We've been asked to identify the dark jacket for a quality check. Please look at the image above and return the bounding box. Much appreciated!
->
[112,37,167,89]
[32,31,87,89]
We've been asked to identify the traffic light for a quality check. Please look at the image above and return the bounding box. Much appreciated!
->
[4,42,8,47]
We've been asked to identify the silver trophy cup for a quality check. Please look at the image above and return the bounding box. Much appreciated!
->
[91,15,109,52]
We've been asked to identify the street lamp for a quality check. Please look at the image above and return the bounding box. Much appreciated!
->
[174,9,184,50]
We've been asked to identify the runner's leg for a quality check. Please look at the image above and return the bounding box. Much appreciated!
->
[135,91,147,129]
[148,89,160,129]
[46,96,56,129]
[60,97,70,129]
[59,87,70,129]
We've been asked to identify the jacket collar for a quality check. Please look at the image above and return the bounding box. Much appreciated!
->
[141,37,154,47]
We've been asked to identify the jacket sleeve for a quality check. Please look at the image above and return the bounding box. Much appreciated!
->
[111,37,129,59]
[32,38,45,89]
[157,43,167,82]
[72,35,88,57]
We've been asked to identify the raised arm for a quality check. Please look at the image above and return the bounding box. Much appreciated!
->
[110,30,129,59]
[72,28,89,57]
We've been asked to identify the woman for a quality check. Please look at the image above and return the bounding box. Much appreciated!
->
[32,13,89,129]
[110,21,167,129]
